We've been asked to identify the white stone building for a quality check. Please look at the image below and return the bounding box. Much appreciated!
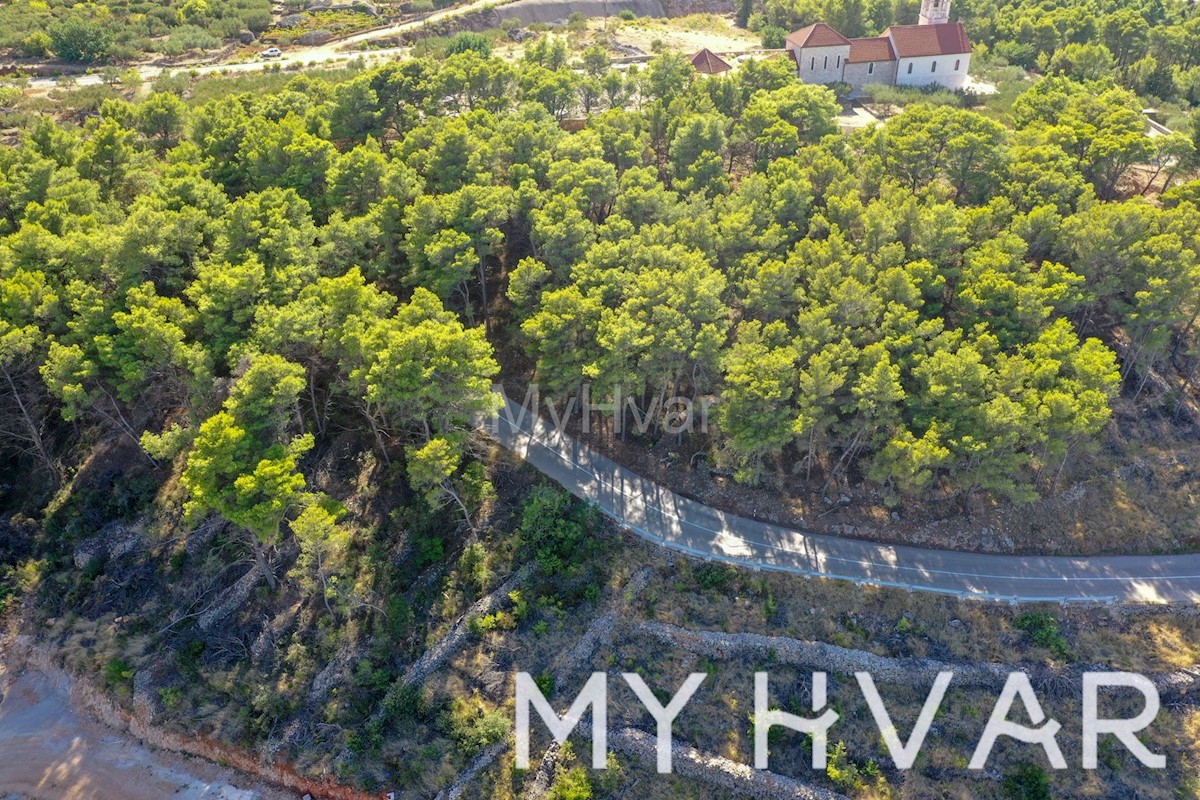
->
[785,23,852,86]
[785,0,972,92]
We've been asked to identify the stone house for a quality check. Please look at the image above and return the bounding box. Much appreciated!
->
[785,0,972,92]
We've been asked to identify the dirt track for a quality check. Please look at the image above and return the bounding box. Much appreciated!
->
[25,0,505,91]
[0,665,289,800]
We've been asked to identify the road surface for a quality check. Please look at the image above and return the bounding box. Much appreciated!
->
[489,397,1200,604]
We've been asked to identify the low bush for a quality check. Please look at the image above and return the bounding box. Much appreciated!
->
[445,696,510,752]
[468,610,516,636]
[1014,612,1071,660]
[518,486,598,576]
[694,562,734,592]
[1002,763,1052,800]
[445,31,492,57]
[382,683,425,721]
[103,657,134,689]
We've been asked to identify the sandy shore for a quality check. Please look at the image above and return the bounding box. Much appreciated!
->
[0,665,292,800]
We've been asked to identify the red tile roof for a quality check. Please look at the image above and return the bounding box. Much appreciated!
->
[786,23,852,49]
[690,48,732,74]
[847,36,896,63]
[883,22,971,58]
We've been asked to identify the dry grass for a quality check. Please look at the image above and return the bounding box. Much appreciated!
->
[1075,616,1200,672]
[595,14,762,55]
[623,546,1200,676]
[46,613,150,683]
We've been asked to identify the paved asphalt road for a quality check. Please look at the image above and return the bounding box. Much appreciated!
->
[488,397,1200,604]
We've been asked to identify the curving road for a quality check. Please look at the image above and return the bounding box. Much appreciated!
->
[488,396,1200,605]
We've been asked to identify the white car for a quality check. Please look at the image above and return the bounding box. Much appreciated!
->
[262,47,283,58]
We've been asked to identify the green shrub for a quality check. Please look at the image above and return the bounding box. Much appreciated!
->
[164,24,221,54]
[445,31,492,57]
[50,17,113,63]
[826,741,865,792]
[859,82,962,114]
[583,582,601,604]
[510,590,529,621]
[20,31,53,58]
[103,657,134,689]
[519,486,597,575]
[415,532,445,568]
[383,683,425,721]
[353,658,393,693]
[468,714,511,753]
[446,699,511,752]
[760,25,786,49]
[763,590,778,620]
[596,752,622,791]
[459,542,491,594]
[694,562,734,592]
[153,71,191,95]
[0,564,16,614]
[618,9,636,20]
[383,594,414,642]
[548,766,593,800]
[1014,612,1071,660]
[1002,763,1052,800]
[158,686,183,713]
[81,554,105,582]
[468,610,516,636]
[177,639,206,680]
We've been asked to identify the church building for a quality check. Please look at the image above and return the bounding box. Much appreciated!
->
[784,0,972,91]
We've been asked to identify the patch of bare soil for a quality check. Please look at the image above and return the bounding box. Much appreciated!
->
[599,15,762,55]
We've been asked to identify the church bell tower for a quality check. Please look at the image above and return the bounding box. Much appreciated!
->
[919,0,951,25]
